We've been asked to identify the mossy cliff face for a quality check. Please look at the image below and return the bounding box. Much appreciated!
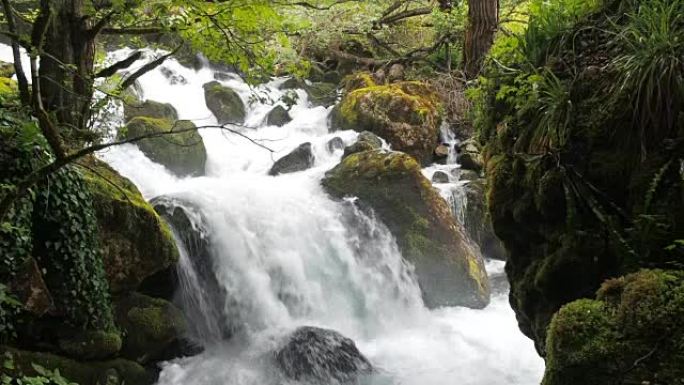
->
[80,157,179,294]
[543,270,684,385]
[322,150,490,308]
[478,1,684,356]
[122,117,207,177]
[331,76,443,165]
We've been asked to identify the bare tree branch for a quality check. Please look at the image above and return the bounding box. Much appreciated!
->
[95,51,143,78]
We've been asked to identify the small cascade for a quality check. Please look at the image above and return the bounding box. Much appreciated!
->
[423,123,471,226]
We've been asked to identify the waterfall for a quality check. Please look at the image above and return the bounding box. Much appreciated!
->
[0,46,544,385]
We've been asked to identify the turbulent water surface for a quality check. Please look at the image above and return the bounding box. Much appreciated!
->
[1,47,544,385]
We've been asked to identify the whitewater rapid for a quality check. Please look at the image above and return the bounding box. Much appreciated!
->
[0,47,544,385]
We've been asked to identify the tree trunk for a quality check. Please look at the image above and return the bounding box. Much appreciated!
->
[463,0,499,79]
[39,0,95,135]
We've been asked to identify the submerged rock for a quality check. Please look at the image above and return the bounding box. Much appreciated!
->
[153,198,234,340]
[276,326,372,383]
[342,131,382,159]
[269,142,315,176]
[266,105,292,126]
[203,81,246,124]
[322,150,490,308]
[123,117,207,177]
[331,81,443,165]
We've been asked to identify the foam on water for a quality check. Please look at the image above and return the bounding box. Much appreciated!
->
[0,47,544,385]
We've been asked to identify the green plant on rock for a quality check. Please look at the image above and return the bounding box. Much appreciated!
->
[610,0,684,149]
[32,167,115,332]
[0,284,22,343]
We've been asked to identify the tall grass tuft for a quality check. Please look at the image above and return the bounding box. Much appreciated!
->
[611,0,684,152]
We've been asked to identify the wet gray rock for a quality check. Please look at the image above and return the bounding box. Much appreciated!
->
[269,143,315,176]
[275,326,372,384]
[266,105,292,127]
[432,171,450,184]
[203,81,246,124]
[327,137,345,152]
[342,131,382,159]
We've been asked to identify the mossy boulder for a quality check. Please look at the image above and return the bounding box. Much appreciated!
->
[81,157,179,293]
[114,292,187,363]
[543,269,684,385]
[122,117,207,177]
[342,131,382,159]
[123,100,177,123]
[203,81,246,124]
[331,81,443,165]
[1,347,154,385]
[0,61,14,78]
[340,72,376,93]
[266,105,292,126]
[57,329,122,360]
[322,150,490,308]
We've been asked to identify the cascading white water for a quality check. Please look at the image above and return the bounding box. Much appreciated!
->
[0,47,544,385]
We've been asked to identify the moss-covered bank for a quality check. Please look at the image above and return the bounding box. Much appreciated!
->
[544,270,684,385]
[475,0,684,357]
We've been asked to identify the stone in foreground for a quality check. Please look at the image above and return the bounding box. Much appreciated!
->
[275,326,372,383]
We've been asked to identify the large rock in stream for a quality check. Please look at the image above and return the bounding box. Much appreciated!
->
[276,326,372,383]
[81,157,179,293]
[269,143,315,176]
[203,81,246,124]
[331,75,442,165]
[322,150,490,308]
[122,117,207,177]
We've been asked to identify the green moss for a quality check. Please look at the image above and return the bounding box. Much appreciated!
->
[544,270,684,385]
[2,347,154,385]
[58,330,122,360]
[340,72,376,93]
[122,117,207,177]
[322,150,490,308]
[114,293,186,362]
[0,77,16,98]
[331,80,443,165]
[80,157,179,293]
[123,100,178,123]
